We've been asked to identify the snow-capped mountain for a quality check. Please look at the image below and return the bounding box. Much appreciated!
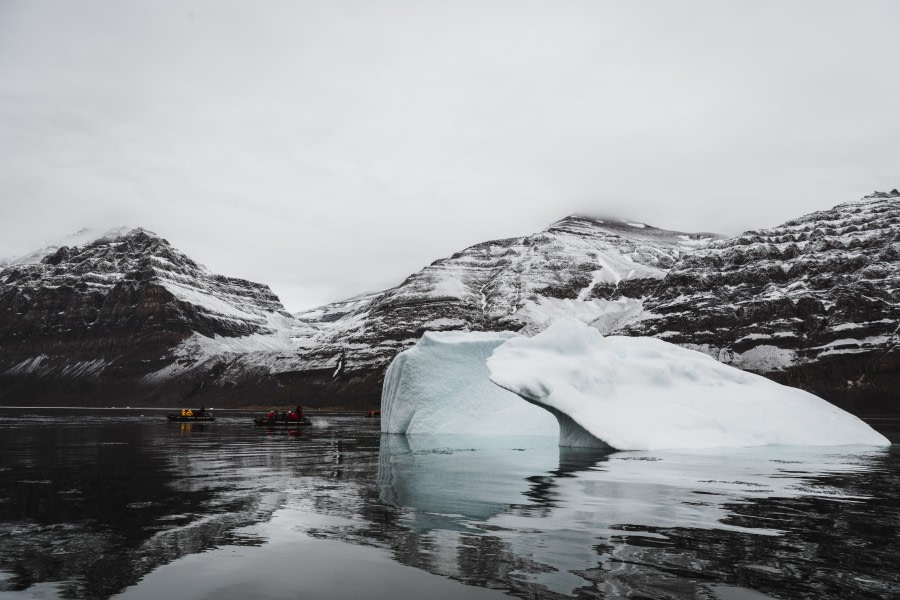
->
[0,217,720,407]
[1,190,898,420]
[627,189,900,415]
[276,215,721,398]
[0,228,300,405]
[0,226,133,267]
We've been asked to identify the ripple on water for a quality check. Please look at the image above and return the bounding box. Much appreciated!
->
[0,409,897,600]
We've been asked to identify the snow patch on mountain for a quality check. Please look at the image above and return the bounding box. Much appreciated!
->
[3,355,107,379]
[163,280,266,322]
[0,226,134,267]
[729,345,798,372]
[294,291,382,323]
[3,355,52,376]
[143,313,315,382]
[515,297,646,336]
[289,215,724,388]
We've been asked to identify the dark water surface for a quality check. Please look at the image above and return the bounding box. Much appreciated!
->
[0,408,898,599]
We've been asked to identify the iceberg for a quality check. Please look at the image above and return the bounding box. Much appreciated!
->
[380,330,558,436]
[486,319,891,450]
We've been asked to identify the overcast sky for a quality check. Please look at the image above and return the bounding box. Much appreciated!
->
[1,0,898,311]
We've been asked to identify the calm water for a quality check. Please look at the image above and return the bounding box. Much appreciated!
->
[0,409,898,600]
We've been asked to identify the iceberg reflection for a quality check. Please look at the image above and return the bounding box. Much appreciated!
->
[377,434,889,596]
[378,434,578,530]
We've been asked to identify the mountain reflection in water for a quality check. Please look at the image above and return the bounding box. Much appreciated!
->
[0,409,898,600]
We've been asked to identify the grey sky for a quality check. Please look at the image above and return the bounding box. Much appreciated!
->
[1,0,898,311]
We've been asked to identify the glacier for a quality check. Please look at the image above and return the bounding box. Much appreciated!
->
[487,320,891,450]
[380,330,558,436]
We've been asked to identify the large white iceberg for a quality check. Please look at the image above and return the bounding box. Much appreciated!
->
[381,330,558,436]
[487,319,891,450]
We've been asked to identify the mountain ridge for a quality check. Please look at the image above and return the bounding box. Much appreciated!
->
[626,188,900,414]
[1,191,898,425]
[0,227,300,405]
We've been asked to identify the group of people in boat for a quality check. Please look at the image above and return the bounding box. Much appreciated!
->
[180,406,207,418]
[173,404,313,424]
[264,405,306,422]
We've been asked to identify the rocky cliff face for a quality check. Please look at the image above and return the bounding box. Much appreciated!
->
[0,216,717,408]
[627,189,900,415]
[252,216,720,404]
[2,191,899,420]
[0,228,298,405]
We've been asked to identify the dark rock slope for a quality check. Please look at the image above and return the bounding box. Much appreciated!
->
[0,217,717,408]
[251,216,719,405]
[627,189,900,415]
[2,191,899,420]
[0,228,297,406]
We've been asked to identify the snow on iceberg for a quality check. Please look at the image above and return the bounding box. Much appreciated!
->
[486,319,890,450]
[381,330,558,436]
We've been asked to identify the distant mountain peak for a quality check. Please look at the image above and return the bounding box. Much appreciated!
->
[546,214,724,248]
[862,189,899,200]
[0,225,141,267]
[2,189,898,417]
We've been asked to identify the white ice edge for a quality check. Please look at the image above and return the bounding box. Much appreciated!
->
[381,330,558,437]
[486,320,890,450]
[379,319,889,450]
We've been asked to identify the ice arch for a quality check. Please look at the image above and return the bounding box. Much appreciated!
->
[486,319,890,450]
